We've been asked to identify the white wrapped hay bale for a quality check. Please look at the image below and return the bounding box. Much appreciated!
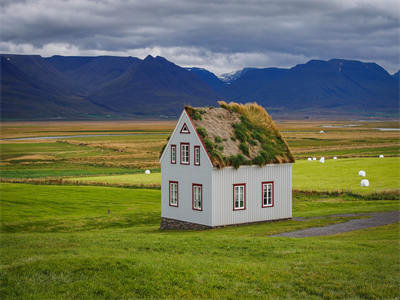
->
[320,157,325,163]
[319,130,325,133]
[358,170,366,177]
[145,169,151,174]
[333,156,337,160]
[379,155,384,158]
[312,157,316,161]
[307,157,312,161]
[360,179,369,187]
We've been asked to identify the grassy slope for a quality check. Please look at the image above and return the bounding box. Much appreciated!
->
[1,183,399,298]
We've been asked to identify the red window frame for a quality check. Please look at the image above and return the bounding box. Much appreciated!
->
[192,183,203,211]
[170,144,176,164]
[194,145,200,166]
[169,181,178,207]
[261,181,274,208]
[180,122,190,134]
[233,183,246,211]
[180,142,190,165]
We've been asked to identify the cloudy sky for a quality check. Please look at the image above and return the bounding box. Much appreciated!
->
[1,0,399,74]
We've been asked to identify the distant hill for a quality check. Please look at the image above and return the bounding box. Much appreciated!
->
[1,54,398,120]
[189,59,399,117]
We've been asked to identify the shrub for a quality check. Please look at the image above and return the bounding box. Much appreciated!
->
[239,143,249,156]
[214,136,222,143]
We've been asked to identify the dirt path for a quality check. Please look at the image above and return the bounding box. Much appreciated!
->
[271,211,399,237]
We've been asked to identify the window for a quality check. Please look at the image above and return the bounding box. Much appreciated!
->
[180,123,190,134]
[180,143,189,165]
[170,145,176,164]
[262,181,274,207]
[233,183,246,210]
[192,184,203,211]
[194,146,200,166]
[169,181,178,207]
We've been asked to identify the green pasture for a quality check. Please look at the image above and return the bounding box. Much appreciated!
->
[0,163,150,179]
[293,157,400,194]
[66,172,161,187]
[66,157,400,195]
[1,183,399,298]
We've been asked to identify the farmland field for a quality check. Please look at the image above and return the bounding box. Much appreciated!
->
[1,119,399,298]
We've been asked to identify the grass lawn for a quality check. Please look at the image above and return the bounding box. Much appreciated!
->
[65,172,161,188]
[65,157,400,195]
[1,183,399,298]
[293,157,400,194]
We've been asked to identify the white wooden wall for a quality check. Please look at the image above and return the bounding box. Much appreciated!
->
[211,164,292,226]
[160,111,213,226]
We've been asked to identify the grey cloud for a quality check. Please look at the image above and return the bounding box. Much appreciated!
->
[0,0,398,74]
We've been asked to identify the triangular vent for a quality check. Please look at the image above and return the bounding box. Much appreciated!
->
[180,122,190,134]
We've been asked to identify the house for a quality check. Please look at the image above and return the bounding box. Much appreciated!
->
[159,101,295,229]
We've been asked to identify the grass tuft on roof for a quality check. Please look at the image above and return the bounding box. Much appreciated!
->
[186,102,295,169]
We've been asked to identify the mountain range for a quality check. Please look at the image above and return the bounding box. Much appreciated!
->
[1,54,398,120]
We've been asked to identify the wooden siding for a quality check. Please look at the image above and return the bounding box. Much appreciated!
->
[161,111,213,226]
[211,164,292,226]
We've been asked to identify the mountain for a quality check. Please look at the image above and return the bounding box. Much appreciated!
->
[197,59,398,116]
[1,55,110,119]
[1,54,219,119]
[185,67,225,93]
[1,54,398,120]
[393,70,400,81]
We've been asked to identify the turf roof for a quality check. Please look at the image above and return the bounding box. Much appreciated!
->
[185,101,295,169]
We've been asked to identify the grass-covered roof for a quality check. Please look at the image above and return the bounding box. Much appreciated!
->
[186,101,295,169]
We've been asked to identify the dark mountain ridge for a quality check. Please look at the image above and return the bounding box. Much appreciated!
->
[1,54,398,120]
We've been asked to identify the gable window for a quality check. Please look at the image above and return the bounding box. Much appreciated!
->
[192,184,203,211]
[233,183,246,210]
[180,123,190,134]
[171,145,176,164]
[194,146,200,166]
[262,181,274,207]
[180,143,190,165]
[169,181,178,207]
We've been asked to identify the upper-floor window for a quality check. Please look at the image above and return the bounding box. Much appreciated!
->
[180,143,190,165]
[192,184,203,211]
[262,182,274,207]
[233,183,246,210]
[169,181,178,207]
[194,146,200,166]
[171,144,176,164]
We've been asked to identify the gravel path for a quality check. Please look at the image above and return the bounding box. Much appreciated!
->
[271,211,399,237]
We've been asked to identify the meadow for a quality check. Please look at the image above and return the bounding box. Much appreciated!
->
[1,119,399,298]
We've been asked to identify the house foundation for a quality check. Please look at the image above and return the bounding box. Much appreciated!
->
[160,217,211,230]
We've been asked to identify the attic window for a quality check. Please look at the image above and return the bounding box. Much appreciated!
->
[180,143,190,165]
[180,123,190,134]
[194,146,200,166]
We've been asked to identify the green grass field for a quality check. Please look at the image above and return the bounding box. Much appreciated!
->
[64,157,400,195]
[1,183,399,298]
[1,120,399,298]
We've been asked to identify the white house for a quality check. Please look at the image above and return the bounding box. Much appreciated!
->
[159,102,295,229]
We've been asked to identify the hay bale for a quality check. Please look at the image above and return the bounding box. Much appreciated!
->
[145,169,151,174]
[312,157,316,161]
[379,155,384,158]
[360,179,369,187]
[358,170,366,177]
[333,156,337,160]
[319,130,325,133]
[307,157,312,161]
[320,157,325,163]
